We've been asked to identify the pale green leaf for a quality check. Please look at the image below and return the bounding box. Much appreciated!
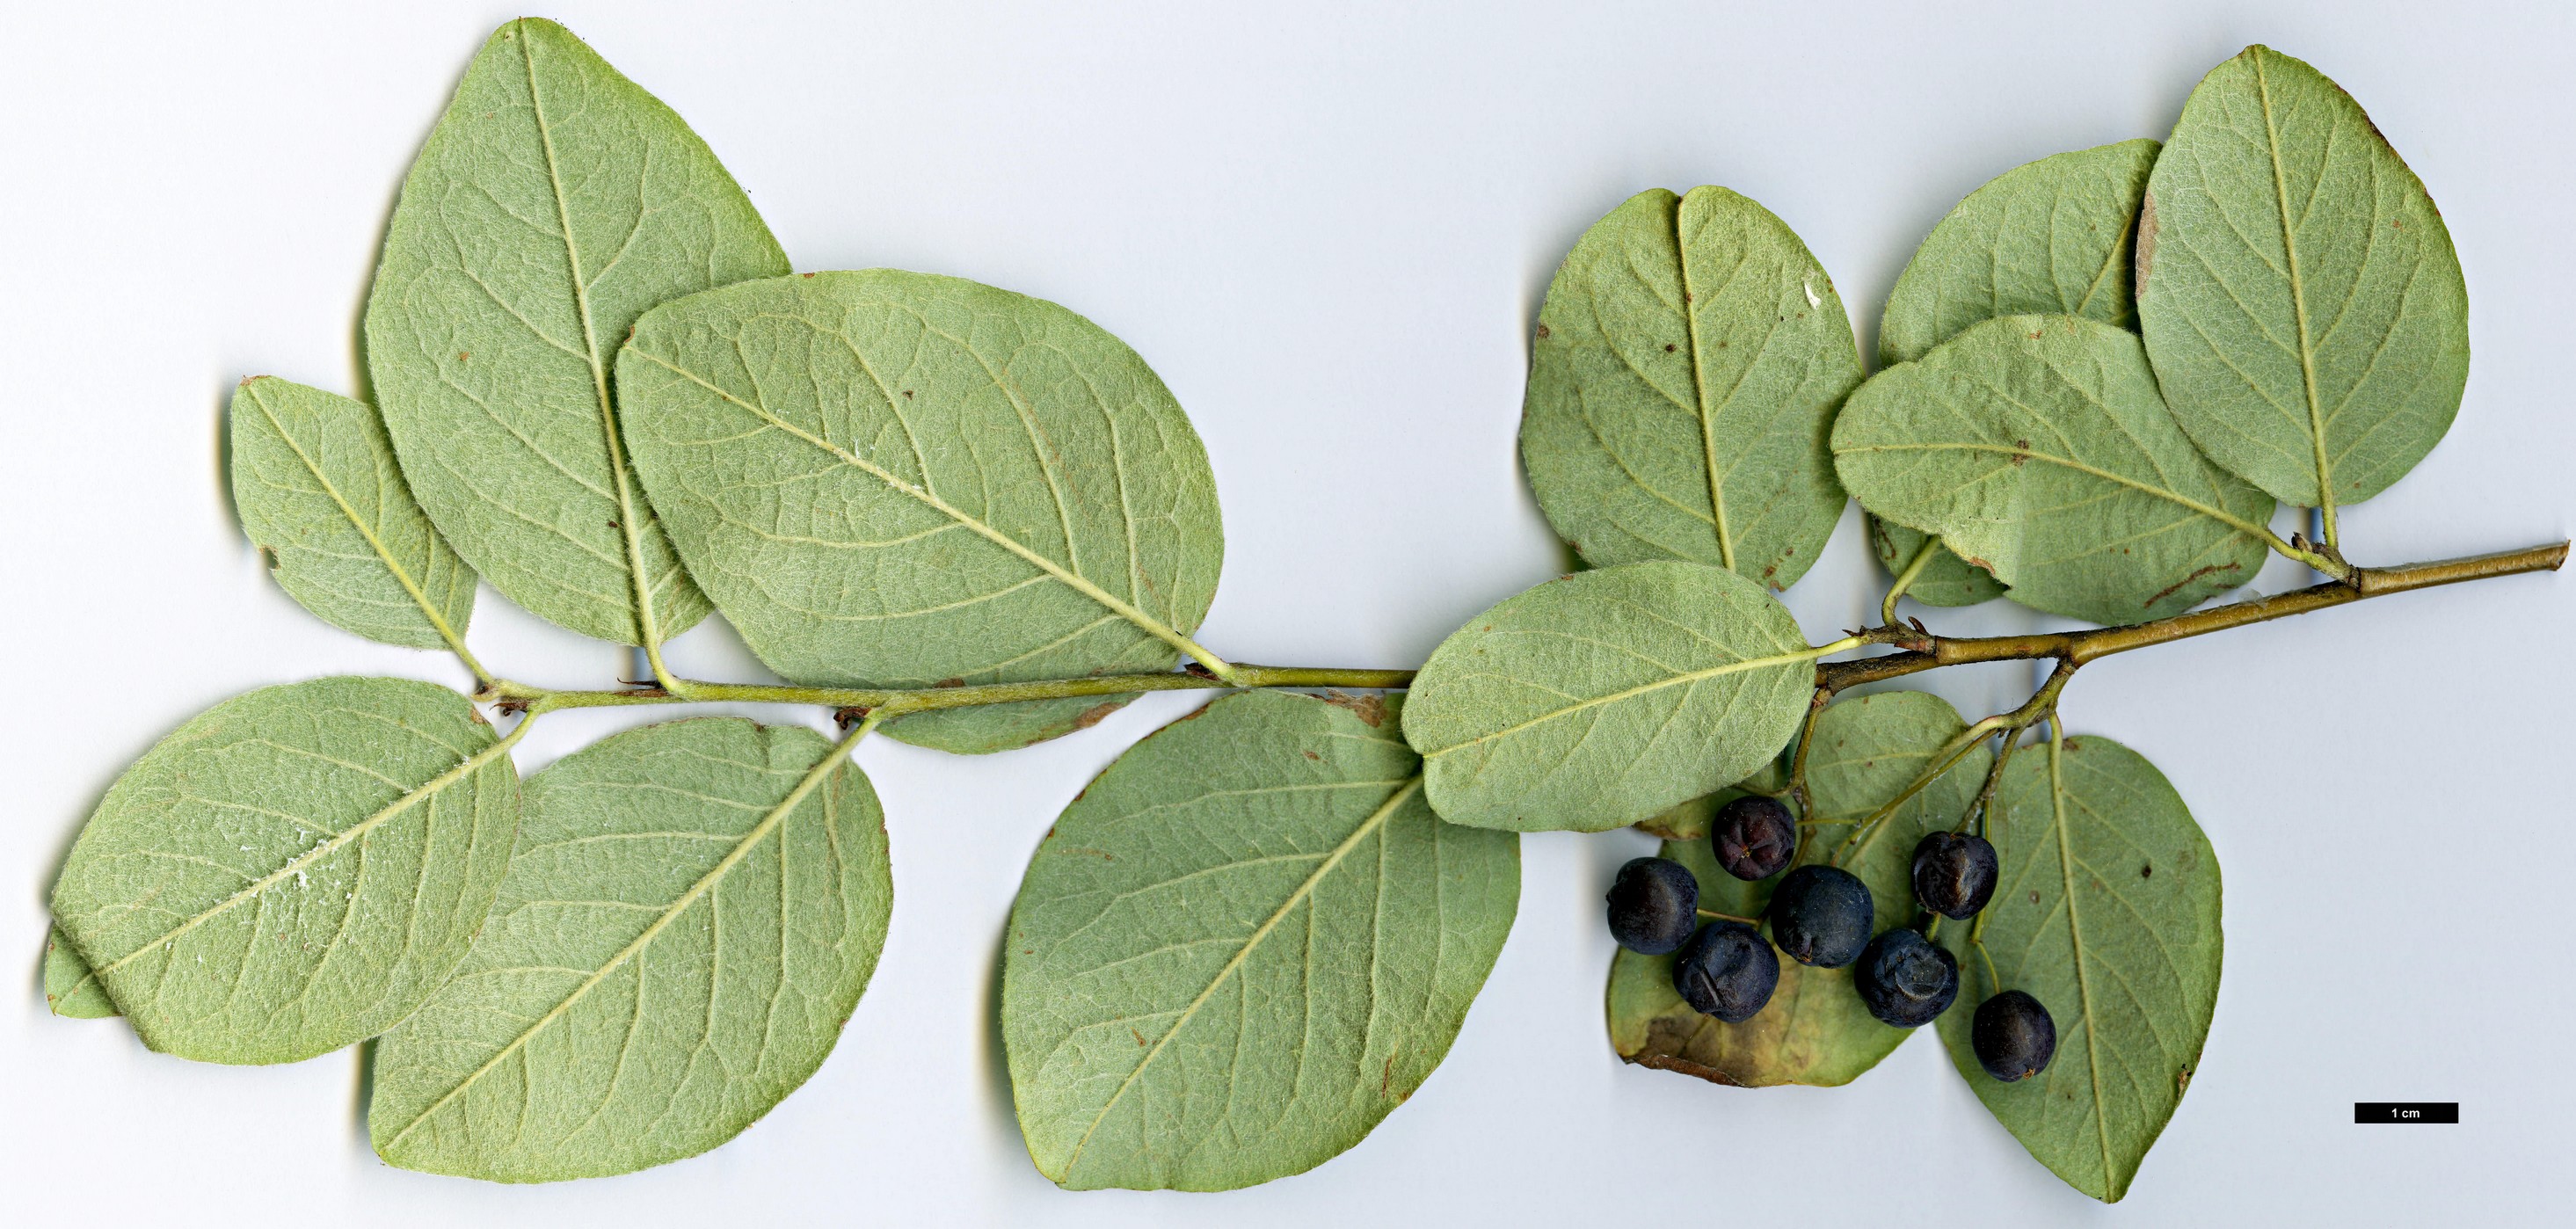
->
[229,376,477,652]
[1832,315,2276,624]
[43,926,115,1019]
[48,678,518,1064]
[616,269,1224,754]
[365,18,788,644]
[1881,139,2159,366]
[1868,516,2005,608]
[1611,691,1989,1086]
[2137,45,2468,510]
[369,716,891,1182]
[1937,734,2222,1203]
[1402,561,1816,833]
[1520,187,1861,588]
[1003,690,1517,1191]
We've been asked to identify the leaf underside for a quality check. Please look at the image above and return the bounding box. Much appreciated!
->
[1936,735,2222,1203]
[1832,315,2275,625]
[1402,561,1816,833]
[44,926,116,1019]
[1002,691,1517,1191]
[229,377,477,651]
[369,716,891,1182]
[2137,44,2468,509]
[1610,691,1990,1087]
[365,17,789,644]
[48,678,518,1064]
[1868,515,2007,608]
[616,269,1225,754]
[1520,186,1860,589]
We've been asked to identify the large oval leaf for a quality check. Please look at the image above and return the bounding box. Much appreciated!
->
[1003,690,1517,1191]
[48,678,519,1064]
[1520,186,1860,588]
[1832,315,2276,624]
[2137,45,2468,512]
[369,716,891,1182]
[616,269,1226,754]
[1881,139,2159,366]
[1937,734,2222,1203]
[1611,691,1990,1086]
[229,377,477,652]
[365,18,789,644]
[1402,561,1816,833]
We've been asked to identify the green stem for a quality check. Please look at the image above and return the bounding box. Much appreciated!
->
[483,664,1416,717]
[1831,662,2075,867]
[1696,907,1761,927]
[1881,535,1942,625]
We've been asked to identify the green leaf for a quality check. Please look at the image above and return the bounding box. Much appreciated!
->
[1610,691,1990,1086]
[1937,734,2222,1203]
[369,716,891,1182]
[1003,690,1517,1191]
[1831,315,2276,624]
[1867,516,2005,609]
[1403,561,1816,833]
[48,678,519,1064]
[2137,45,2468,512]
[616,269,1225,754]
[229,377,477,652]
[1880,140,2159,366]
[43,926,115,1019]
[365,18,789,644]
[1519,186,1861,588]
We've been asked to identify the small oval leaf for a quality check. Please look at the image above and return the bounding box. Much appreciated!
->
[1611,691,1990,1086]
[1004,691,1517,1191]
[1520,186,1861,588]
[43,926,116,1020]
[2137,45,2468,510]
[616,269,1225,755]
[368,716,891,1182]
[1832,315,2276,624]
[229,377,477,651]
[49,678,519,1064]
[366,18,790,644]
[1868,516,2006,609]
[1403,561,1816,833]
[1937,734,2223,1204]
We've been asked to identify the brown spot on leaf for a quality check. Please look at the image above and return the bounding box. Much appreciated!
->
[1058,845,1116,862]
[1664,343,1677,353]
[935,677,965,688]
[2143,562,2242,607]
[901,389,914,398]
[2010,439,2031,467]
[2178,1067,2193,1093]
[456,351,470,362]
[802,271,818,278]
[1303,749,1321,760]
[1132,1027,1149,1047]
[1072,702,1121,730]
[2135,189,2158,290]
[2029,890,2041,905]
[258,545,280,571]
[2141,862,2153,879]
[1321,692,1388,727]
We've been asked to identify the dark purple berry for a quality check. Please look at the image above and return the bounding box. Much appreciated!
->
[1972,991,2057,1081]
[1670,920,1779,1023]
[1767,864,1873,967]
[1711,795,1796,881]
[1853,928,1958,1028]
[1911,832,1999,920]
[1605,856,1698,955]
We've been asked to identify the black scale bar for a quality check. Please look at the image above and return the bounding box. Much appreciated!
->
[2354,1102,2458,1124]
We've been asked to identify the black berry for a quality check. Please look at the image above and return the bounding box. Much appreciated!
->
[1670,920,1779,1023]
[1711,795,1796,880]
[1767,864,1873,967]
[1605,856,1698,955]
[1853,928,1958,1028]
[1972,990,2057,1081]
[1910,832,1999,920]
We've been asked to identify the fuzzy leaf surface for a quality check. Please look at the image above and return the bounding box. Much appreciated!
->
[1832,315,2274,624]
[1881,139,2159,366]
[1403,561,1813,833]
[1003,691,1517,1191]
[2137,45,2468,509]
[617,269,1224,753]
[1610,691,1989,1086]
[1520,186,1859,588]
[48,678,517,1064]
[1937,735,2222,1203]
[44,927,115,1019]
[229,377,477,651]
[369,716,890,1182]
[365,18,788,644]
[1868,516,2006,608]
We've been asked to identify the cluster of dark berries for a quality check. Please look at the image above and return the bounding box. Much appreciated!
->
[1605,796,2056,1080]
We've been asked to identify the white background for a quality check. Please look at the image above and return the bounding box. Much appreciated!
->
[4,1,2568,1224]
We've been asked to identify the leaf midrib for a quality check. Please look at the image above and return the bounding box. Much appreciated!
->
[1839,438,2271,548]
[1672,197,1737,571]
[1423,641,1818,758]
[2252,50,2338,509]
[2045,738,2117,1191]
[377,728,855,1155]
[1056,774,1423,1180]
